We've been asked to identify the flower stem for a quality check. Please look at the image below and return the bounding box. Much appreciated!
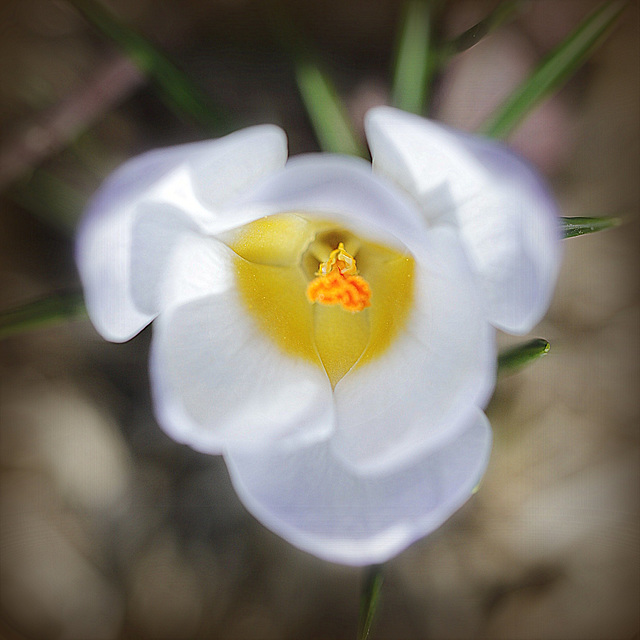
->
[357,564,384,640]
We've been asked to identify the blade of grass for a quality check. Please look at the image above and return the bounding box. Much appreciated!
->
[0,291,87,340]
[561,216,620,238]
[442,0,524,57]
[67,0,229,133]
[294,60,367,157]
[358,564,384,640]
[8,170,86,234]
[264,1,369,159]
[480,1,625,139]
[391,0,435,114]
[267,4,366,157]
[498,338,550,376]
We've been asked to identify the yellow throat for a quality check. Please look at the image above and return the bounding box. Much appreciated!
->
[229,213,414,388]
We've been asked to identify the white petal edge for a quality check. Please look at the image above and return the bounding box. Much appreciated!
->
[150,235,334,452]
[224,409,492,566]
[333,225,496,475]
[365,106,562,334]
[228,153,431,258]
[76,125,287,342]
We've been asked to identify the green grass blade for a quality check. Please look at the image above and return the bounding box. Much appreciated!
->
[391,0,435,114]
[480,1,625,139]
[0,292,87,340]
[294,59,367,157]
[8,170,86,234]
[498,338,550,376]
[561,216,620,238]
[443,0,523,56]
[267,5,365,157]
[358,564,384,640]
[67,0,228,132]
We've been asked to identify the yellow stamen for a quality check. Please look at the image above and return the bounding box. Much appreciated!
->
[306,243,371,312]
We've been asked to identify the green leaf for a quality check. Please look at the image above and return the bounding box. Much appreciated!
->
[561,216,620,238]
[480,1,626,139]
[391,0,435,114]
[294,59,367,157]
[498,338,550,375]
[8,170,86,234]
[0,291,87,340]
[442,0,523,57]
[263,1,369,158]
[358,564,384,640]
[267,5,366,157]
[67,0,228,133]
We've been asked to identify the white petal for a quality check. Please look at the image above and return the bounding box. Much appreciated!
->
[333,225,496,474]
[225,409,492,565]
[366,107,562,334]
[156,231,235,312]
[230,153,430,256]
[129,203,203,316]
[76,126,287,342]
[174,126,289,212]
[149,264,334,453]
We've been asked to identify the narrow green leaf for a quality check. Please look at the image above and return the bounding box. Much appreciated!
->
[498,338,550,375]
[561,216,620,238]
[443,0,523,57]
[480,1,625,139]
[8,170,86,234]
[294,60,367,157]
[67,0,228,132]
[392,0,435,114]
[266,5,366,157]
[0,292,87,340]
[358,564,384,640]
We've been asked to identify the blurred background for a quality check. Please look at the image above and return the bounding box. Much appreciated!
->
[0,0,638,638]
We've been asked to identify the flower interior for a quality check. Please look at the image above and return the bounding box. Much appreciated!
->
[306,242,372,313]
[228,213,414,388]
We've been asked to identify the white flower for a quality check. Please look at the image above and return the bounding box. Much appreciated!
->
[76,107,561,565]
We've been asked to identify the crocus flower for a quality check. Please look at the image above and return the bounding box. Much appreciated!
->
[76,107,561,565]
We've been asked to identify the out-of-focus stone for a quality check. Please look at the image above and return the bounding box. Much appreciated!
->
[550,229,639,330]
[1,379,134,512]
[128,530,204,639]
[0,473,124,640]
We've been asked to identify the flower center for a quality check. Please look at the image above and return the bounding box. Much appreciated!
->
[306,243,371,312]
[228,213,414,387]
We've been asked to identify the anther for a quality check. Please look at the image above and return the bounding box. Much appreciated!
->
[306,243,371,312]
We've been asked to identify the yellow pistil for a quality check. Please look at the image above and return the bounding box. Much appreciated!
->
[306,243,371,313]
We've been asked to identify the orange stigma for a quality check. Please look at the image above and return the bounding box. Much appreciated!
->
[306,243,371,312]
